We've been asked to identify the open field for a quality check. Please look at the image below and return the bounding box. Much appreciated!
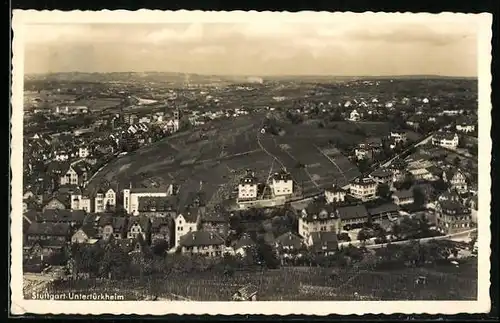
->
[46,258,477,301]
[73,98,123,111]
[88,114,366,200]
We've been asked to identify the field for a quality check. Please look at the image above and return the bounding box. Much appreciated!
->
[88,115,386,201]
[47,258,477,301]
[73,98,123,111]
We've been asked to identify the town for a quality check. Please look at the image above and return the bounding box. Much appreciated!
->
[22,73,479,301]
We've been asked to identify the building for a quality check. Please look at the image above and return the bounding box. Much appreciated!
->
[435,200,473,235]
[94,188,117,213]
[179,231,225,257]
[37,209,87,227]
[232,234,256,257]
[174,209,202,247]
[98,216,127,240]
[71,225,99,244]
[299,200,339,240]
[271,170,294,197]
[443,168,468,193]
[78,147,90,158]
[336,204,369,230]
[137,196,177,218]
[456,123,476,133]
[369,168,394,186]
[70,192,92,212]
[392,189,415,205]
[349,177,377,201]
[200,212,230,238]
[390,131,407,143]
[151,218,172,245]
[367,203,400,222]
[126,216,151,241]
[349,109,360,122]
[432,132,459,149]
[238,170,258,201]
[26,222,71,244]
[122,184,175,215]
[274,232,304,258]
[42,196,69,211]
[306,232,339,256]
[59,163,88,186]
[324,185,347,204]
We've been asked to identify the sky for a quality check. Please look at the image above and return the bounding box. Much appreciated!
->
[23,17,480,77]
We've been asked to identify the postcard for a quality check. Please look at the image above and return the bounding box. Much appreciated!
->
[10,10,492,315]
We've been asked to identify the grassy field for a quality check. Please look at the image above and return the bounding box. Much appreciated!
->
[47,258,477,301]
[88,115,382,199]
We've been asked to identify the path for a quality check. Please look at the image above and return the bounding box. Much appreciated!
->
[313,144,347,182]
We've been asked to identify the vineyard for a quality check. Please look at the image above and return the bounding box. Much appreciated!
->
[45,259,477,301]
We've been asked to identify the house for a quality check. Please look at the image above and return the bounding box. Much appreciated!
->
[299,199,339,240]
[349,109,360,122]
[78,147,90,158]
[390,131,407,143]
[200,212,229,238]
[238,170,258,201]
[443,168,468,193]
[354,147,370,160]
[369,168,394,186]
[232,234,256,257]
[70,191,92,212]
[71,225,99,244]
[42,196,70,211]
[122,184,175,215]
[151,218,172,245]
[116,237,147,255]
[179,231,225,257]
[435,200,473,235]
[274,232,304,258]
[59,163,88,186]
[137,196,177,218]
[392,189,415,206]
[26,222,71,244]
[408,168,436,181]
[456,123,476,133]
[98,216,128,240]
[174,208,203,247]
[336,204,369,230]
[367,203,400,222]
[307,231,339,256]
[126,216,151,242]
[23,239,68,263]
[349,177,377,201]
[432,132,459,149]
[94,188,116,213]
[37,209,87,227]
[271,170,294,197]
[324,185,347,204]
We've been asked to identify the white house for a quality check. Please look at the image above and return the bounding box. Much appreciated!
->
[392,189,414,206]
[271,171,294,197]
[324,185,347,204]
[174,212,200,248]
[123,184,174,214]
[349,109,360,122]
[390,131,407,143]
[95,188,117,213]
[70,193,92,212]
[432,132,459,149]
[78,147,90,158]
[348,177,377,201]
[456,124,476,133]
[238,171,258,201]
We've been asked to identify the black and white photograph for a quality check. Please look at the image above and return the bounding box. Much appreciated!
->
[10,10,492,315]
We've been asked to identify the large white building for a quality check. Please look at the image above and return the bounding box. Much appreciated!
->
[390,131,407,143]
[432,132,459,149]
[271,170,294,197]
[238,171,258,201]
[349,109,360,122]
[123,184,175,215]
[348,177,377,201]
[70,193,92,212]
[324,185,347,204]
[174,211,201,248]
[456,124,476,133]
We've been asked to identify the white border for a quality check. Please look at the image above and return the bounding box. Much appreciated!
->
[10,10,492,315]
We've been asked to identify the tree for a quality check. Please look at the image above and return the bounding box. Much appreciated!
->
[376,183,391,199]
[412,187,426,207]
[357,229,370,243]
[453,157,461,167]
[255,239,280,269]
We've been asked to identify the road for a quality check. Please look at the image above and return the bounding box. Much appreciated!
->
[339,228,476,249]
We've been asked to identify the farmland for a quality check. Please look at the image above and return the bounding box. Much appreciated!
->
[87,114,395,201]
[47,258,477,301]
